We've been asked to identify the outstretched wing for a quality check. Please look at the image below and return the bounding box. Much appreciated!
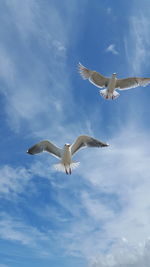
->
[116,77,150,90]
[27,140,62,158]
[78,62,109,88]
[71,135,109,156]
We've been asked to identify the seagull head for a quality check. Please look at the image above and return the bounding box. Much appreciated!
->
[64,143,71,148]
[112,73,117,77]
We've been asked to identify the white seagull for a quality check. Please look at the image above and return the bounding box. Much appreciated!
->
[78,62,150,100]
[27,135,109,174]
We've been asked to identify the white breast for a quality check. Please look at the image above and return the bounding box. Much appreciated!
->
[107,77,116,93]
[61,147,72,164]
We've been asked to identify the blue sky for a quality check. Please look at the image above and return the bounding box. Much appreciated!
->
[0,0,150,266]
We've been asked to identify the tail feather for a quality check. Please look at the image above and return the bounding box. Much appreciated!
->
[112,90,120,99]
[100,89,120,100]
[53,163,66,173]
[71,161,80,169]
[53,161,80,174]
[99,89,107,99]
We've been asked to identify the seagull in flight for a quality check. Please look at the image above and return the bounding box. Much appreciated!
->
[27,135,109,174]
[78,63,150,100]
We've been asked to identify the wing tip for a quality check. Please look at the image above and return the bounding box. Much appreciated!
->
[26,149,33,155]
[78,62,85,70]
[78,62,91,79]
[101,142,109,147]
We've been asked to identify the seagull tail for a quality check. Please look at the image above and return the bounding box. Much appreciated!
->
[53,163,66,173]
[70,161,80,170]
[53,161,80,174]
[99,89,120,100]
[111,90,120,99]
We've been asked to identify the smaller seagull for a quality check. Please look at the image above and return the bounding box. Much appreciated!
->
[78,62,150,100]
[27,135,109,175]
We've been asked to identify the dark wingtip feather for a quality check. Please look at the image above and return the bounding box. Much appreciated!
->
[102,143,109,147]
[27,149,33,155]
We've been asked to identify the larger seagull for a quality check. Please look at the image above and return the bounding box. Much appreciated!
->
[78,63,150,100]
[27,135,109,174]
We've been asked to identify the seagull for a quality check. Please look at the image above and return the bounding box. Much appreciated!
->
[78,62,150,100]
[27,135,109,175]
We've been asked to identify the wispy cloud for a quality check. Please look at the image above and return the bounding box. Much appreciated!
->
[90,239,150,267]
[125,4,150,75]
[0,211,54,261]
[105,44,118,55]
[5,0,39,40]
[81,191,115,222]
[0,165,31,197]
[106,7,112,15]
[0,212,48,246]
[0,0,84,135]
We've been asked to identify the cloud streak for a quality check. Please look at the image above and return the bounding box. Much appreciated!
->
[0,212,48,246]
[105,44,118,55]
[0,0,79,136]
[0,165,31,197]
[125,3,150,75]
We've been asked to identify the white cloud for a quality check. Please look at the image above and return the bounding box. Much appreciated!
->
[81,191,115,221]
[0,46,16,88]
[129,16,150,74]
[0,165,31,197]
[0,0,84,134]
[0,212,51,259]
[106,7,112,15]
[52,40,66,52]
[0,159,59,199]
[105,44,118,55]
[90,239,150,267]
[125,4,150,75]
[5,0,40,40]
[0,0,92,146]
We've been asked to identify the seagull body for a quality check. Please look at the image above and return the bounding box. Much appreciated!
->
[27,135,109,174]
[78,63,150,100]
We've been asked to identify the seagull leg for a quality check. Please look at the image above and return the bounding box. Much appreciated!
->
[65,165,68,175]
[69,167,71,175]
